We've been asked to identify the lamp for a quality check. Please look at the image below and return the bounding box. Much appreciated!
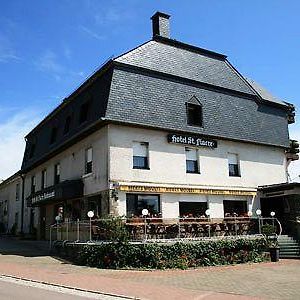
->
[87,211,94,241]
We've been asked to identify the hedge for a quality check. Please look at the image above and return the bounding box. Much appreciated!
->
[54,237,268,269]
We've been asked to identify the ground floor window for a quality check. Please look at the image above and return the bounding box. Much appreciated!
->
[126,194,160,217]
[223,200,247,217]
[179,202,207,218]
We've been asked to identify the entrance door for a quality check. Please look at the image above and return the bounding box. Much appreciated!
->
[260,197,287,232]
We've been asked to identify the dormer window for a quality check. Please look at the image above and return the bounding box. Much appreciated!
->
[186,103,202,126]
[186,97,202,127]
[50,127,58,144]
[29,143,36,159]
[79,102,89,124]
[63,116,72,134]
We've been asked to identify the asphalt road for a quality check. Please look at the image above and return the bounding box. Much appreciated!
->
[0,277,123,300]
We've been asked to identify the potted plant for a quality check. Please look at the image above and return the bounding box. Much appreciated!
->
[269,240,280,262]
[262,224,279,262]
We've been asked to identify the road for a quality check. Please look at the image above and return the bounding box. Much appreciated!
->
[0,276,124,300]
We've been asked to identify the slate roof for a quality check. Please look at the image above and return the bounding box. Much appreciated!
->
[245,78,287,106]
[115,38,255,95]
[21,34,292,172]
[105,66,289,148]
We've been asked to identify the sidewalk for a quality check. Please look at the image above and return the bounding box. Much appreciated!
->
[1,238,299,299]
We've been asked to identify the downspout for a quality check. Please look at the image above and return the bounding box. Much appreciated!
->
[20,174,26,235]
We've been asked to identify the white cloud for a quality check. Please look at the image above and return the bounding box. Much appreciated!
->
[35,50,84,80]
[0,33,20,63]
[79,25,105,41]
[35,50,64,79]
[0,109,42,180]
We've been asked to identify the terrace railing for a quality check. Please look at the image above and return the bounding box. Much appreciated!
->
[49,216,282,246]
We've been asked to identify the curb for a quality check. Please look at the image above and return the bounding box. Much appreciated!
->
[0,274,140,300]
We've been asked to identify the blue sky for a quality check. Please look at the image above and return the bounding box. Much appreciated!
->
[1,0,300,179]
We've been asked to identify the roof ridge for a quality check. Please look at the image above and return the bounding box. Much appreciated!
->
[153,35,227,60]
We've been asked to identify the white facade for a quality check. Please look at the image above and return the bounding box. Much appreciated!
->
[108,124,287,219]
[0,123,289,236]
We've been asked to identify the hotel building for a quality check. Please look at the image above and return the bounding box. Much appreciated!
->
[0,12,296,239]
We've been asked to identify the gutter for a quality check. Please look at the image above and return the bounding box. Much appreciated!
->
[20,173,26,235]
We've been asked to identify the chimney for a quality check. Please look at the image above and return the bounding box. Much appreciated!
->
[151,11,170,39]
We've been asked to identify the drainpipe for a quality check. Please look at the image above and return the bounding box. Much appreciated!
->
[20,174,26,235]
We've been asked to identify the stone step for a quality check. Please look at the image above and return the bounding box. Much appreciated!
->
[280,251,300,256]
[278,239,296,243]
[278,237,297,242]
[280,246,300,250]
[279,248,300,252]
[279,245,299,249]
[279,255,300,259]
[278,241,299,246]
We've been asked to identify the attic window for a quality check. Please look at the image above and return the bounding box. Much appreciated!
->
[79,102,89,124]
[186,102,202,127]
[29,143,36,159]
[63,116,72,134]
[50,127,58,144]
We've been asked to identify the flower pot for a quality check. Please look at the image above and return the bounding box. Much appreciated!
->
[269,247,280,262]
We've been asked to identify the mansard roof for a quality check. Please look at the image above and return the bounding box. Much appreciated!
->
[115,37,255,95]
[21,35,292,172]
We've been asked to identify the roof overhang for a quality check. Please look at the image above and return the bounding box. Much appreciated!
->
[258,182,300,198]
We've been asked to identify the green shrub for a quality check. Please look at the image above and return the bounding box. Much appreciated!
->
[261,224,276,236]
[55,237,268,269]
[97,217,129,242]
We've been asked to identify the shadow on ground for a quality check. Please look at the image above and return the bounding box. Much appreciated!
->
[0,236,54,257]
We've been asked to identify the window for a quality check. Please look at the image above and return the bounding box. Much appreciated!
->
[133,142,149,169]
[41,169,47,189]
[179,202,207,218]
[31,175,36,194]
[15,212,19,226]
[186,103,202,126]
[79,102,89,124]
[54,163,60,184]
[29,143,36,159]
[50,127,58,144]
[4,200,8,216]
[85,147,93,174]
[126,194,160,217]
[223,200,247,217]
[185,147,199,173]
[63,116,72,134]
[228,153,240,177]
[15,183,20,201]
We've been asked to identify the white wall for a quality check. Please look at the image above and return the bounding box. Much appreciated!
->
[0,177,22,233]
[24,126,109,200]
[22,126,109,233]
[109,125,287,188]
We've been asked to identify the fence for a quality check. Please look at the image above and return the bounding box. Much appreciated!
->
[49,216,281,245]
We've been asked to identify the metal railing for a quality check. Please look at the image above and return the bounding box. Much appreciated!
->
[49,216,282,247]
